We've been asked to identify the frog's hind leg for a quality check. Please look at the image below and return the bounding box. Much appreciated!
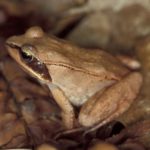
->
[83,111,122,136]
[79,72,142,130]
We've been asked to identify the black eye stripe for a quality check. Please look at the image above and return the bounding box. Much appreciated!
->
[6,43,51,82]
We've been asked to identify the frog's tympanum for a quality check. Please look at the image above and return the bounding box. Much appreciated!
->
[6,26,142,129]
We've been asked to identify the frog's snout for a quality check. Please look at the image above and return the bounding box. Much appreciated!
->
[6,36,20,49]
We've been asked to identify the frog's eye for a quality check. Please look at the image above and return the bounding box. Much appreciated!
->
[20,44,34,62]
[20,51,33,62]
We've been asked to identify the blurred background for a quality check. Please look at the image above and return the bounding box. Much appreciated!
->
[0,0,150,54]
[0,0,150,150]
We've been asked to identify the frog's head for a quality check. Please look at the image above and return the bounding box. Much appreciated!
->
[6,26,52,83]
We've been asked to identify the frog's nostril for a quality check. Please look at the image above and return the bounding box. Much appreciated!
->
[6,35,21,49]
[6,41,18,49]
[25,26,44,38]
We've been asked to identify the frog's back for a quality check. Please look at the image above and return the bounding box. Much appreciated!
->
[81,48,128,77]
[46,37,129,106]
[62,43,129,79]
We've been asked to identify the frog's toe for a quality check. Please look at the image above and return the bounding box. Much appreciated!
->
[79,113,96,127]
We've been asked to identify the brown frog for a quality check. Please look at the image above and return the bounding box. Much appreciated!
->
[6,26,142,129]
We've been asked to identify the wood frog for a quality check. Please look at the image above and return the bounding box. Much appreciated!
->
[6,26,142,130]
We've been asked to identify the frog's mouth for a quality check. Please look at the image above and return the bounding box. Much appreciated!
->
[6,42,52,83]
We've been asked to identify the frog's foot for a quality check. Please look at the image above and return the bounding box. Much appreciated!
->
[54,127,85,140]
[78,72,142,128]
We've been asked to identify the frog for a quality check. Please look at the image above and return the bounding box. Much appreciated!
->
[6,26,142,130]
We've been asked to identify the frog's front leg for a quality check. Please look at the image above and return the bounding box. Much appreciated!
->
[48,85,75,129]
[79,72,142,128]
